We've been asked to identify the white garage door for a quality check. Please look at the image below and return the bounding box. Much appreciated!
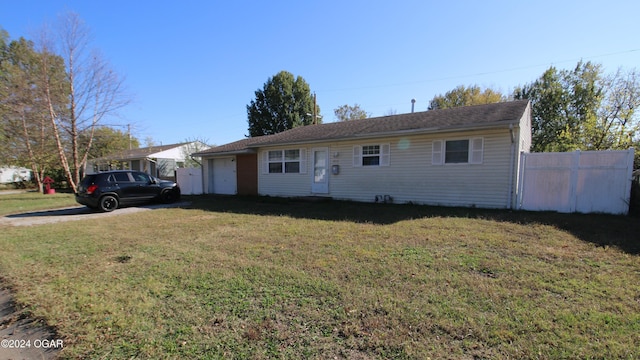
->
[209,158,237,195]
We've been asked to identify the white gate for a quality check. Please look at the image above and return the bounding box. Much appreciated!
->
[518,149,635,215]
[176,167,203,195]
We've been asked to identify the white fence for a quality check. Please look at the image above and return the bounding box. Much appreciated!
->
[517,149,635,215]
[176,167,203,195]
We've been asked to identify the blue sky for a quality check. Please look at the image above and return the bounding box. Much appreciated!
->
[3,1,639,146]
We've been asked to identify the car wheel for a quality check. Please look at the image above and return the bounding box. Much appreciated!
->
[161,189,179,203]
[99,195,119,212]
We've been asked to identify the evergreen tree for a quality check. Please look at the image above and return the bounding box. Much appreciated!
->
[247,71,319,137]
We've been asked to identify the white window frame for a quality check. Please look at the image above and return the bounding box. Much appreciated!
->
[353,144,390,167]
[262,149,307,174]
[432,138,483,165]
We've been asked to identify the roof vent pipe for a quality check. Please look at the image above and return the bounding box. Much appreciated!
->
[411,99,416,113]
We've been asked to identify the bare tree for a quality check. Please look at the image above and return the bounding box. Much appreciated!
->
[38,12,130,192]
[592,68,640,150]
[180,137,212,167]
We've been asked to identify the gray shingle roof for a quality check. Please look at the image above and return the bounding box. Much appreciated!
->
[195,100,529,156]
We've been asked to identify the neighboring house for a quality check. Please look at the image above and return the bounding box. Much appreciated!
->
[194,100,532,209]
[0,166,32,184]
[85,141,208,180]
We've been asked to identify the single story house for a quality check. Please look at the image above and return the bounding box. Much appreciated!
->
[0,166,32,184]
[194,100,532,209]
[85,141,208,180]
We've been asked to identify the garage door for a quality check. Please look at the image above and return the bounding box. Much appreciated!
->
[209,157,237,195]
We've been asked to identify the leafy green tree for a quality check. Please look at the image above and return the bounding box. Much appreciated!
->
[514,61,639,157]
[81,126,140,159]
[247,71,319,137]
[78,126,140,174]
[514,67,570,151]
[0,32,66,192]
[428,85,505,110]
[334,104,370,121]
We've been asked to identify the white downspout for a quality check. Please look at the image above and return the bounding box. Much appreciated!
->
[508,124,516,209]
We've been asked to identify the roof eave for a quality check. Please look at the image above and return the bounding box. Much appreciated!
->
[193,148,258,157]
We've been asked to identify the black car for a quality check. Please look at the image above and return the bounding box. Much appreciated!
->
[75,170,181,212]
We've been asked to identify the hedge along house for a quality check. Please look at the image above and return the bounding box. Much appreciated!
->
[194,100,532,209]
[85,141,208,180]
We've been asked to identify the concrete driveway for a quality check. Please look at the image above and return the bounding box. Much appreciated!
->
[0,201,190,227]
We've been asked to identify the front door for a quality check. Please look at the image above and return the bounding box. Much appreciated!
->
[311,148,329,194]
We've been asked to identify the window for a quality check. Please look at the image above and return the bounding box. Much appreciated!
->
[131,160,140,171]
[432,138,483,165]
[107,173,130,183]
[445,140,469,163]
[353,144,390,167]
[132,172,151,183]
[264,149,306,174]
[362,145,380,166]
[113,172,131,182]
[268,151,283,173]
[97,163,110,172]
[284,149,300,173]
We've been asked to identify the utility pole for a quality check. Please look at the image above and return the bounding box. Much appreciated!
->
[127,124,131,150]
[307,93,322,125]
[313,92,317,125]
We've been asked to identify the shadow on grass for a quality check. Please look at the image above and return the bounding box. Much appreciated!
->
[185,194,640,255]
[5,201,189,219]
[5,206,94,218]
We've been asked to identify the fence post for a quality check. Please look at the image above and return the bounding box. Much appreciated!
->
[568,150,580,213]
[623,148,635,215]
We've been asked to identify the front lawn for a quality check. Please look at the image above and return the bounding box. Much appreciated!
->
[0,191,77,216]
[0,195,638,359]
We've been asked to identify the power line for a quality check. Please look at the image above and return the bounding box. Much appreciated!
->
[318,48,640,93]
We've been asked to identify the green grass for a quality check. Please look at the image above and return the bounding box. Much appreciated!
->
[1,195,639,359]
[0,191,77,216]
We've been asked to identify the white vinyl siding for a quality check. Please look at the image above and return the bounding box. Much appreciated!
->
[258,148,309,196]
[340,131,510,207]
[258,129,516,209]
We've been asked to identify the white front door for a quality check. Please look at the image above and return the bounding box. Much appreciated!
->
[210,157,237,194]
[311,148,329,194]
